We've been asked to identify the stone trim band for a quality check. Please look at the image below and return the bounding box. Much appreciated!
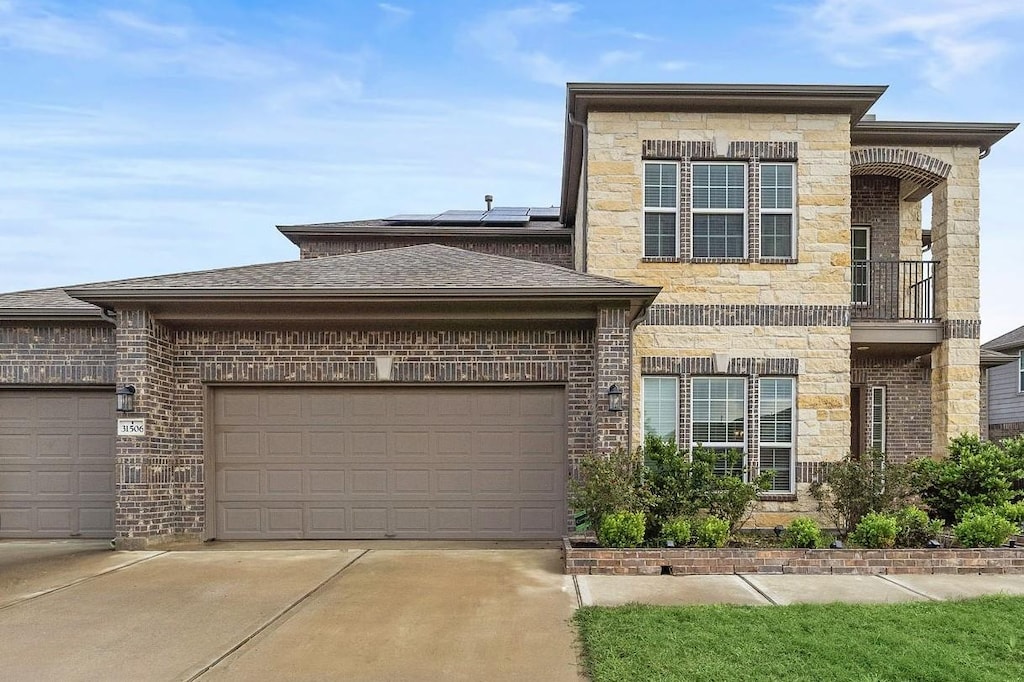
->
[644,304,850,327]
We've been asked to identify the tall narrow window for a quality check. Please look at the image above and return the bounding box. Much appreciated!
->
[870,385,886,452]
[759,378,795,493]
[691,377,746,476]
[760,163,795,258]
[852,226,871,305]
[1019,351,1023,393]
[692,163,746,258]
[643,162,678,258]
[643,376,678,443]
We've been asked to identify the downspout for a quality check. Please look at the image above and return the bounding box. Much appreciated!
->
[568,112,588,272]
[98,308,117,325]
[980,146,991,159]
[626,302,654,453]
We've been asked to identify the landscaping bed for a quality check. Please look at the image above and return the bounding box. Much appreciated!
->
[563,537,1024,575]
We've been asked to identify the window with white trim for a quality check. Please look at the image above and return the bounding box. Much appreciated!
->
[642,376,678,443]
[760,163,795,258]
[692,162,746,259]
[759,377,795,493]
[643,162,678,258]
[870,385,886,452]
[691,377,746,476]
[1019,351,1023,393]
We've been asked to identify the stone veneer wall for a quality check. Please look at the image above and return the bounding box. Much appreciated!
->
[296,236,573,269]
[0,323,115,384]
[584,111,854,525]
[564,540,1024,576]
[114,323,608,542]
[851,355,932,462]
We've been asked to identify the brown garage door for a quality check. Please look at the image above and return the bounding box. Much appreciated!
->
[212,386,567,540]
[0,389,116,538]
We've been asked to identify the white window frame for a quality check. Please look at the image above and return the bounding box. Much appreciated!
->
[759,377,796,494]
[642,161,679,258]
[852,225,871,305]
[870,385,886,452]
[759,162,796,259]
[690,376,747,477]
[691,161,747,259]
[1019,351,1023,393]
[642,375,679,444]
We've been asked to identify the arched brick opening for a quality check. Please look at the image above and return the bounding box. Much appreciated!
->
[851,147,951,200]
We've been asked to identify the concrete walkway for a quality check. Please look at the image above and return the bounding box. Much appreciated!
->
[576,572,1024,607]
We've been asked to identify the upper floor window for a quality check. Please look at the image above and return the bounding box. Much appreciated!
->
[760,163,795,259]
[692,162,746,259]
[643,162,678,258]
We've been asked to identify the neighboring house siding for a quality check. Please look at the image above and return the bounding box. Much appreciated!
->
[0,324,115,385]
[852,356,932,462]
[296,236,573,269]
[988,354,1024,424]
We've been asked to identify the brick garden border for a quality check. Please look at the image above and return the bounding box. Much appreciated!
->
[563,538,1024,576]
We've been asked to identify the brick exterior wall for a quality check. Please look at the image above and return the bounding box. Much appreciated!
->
[296,236,573,269]
[852,355,932,462]
[103,317,641,544]
[852,175,900,260]
[0,323,115,384]
[564,540,1024,576]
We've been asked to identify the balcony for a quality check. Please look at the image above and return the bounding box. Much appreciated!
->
[850,260,943,351]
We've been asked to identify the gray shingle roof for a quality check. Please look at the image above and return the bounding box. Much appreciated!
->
[68,244,647,295]
[982,325,1024,352]
[0,287,101,318]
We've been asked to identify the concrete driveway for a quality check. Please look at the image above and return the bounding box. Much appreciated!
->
[0,541,583,682]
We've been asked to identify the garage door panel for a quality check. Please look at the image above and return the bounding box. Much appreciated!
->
[213,386,566,540]
[0,389,115,538]
[220,393,260,421]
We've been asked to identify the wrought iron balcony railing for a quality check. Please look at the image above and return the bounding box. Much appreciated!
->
[851,260,937,322]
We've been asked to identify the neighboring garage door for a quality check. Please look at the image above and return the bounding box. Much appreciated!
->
[212,386,567,540]
[0,389,116,538]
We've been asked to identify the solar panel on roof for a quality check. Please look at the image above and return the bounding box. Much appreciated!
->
[480,214,529,224]
[488,207,530,215]
[385,214,439,222]
[527,207,560,217]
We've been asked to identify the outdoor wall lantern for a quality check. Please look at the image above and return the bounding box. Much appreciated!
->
[116,385,136,413]
[607,384,623,412]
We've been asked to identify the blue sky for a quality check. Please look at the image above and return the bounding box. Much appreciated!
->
[0,0,1021,337]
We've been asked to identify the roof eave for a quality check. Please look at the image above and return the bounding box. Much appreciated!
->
[66,286,663,306]
[0,309,107,323]
[852,121,1019,149]
[276,225,570,242]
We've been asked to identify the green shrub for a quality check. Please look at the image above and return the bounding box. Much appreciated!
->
[953,510,1017,548]
[693,516,730,548]
[809,450,916,536]
[597,510,646,548]
[893,505,945,548]
[661,516,692,546]
[849,512,898,549]
[995,500,1024,525]
[913,434,1024,524]
[569,447,648,531]
[783,517,826,549]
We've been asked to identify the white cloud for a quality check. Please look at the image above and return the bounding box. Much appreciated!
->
[465,2,580,86]
[378,3,413,21]
[801,0,1024,89]
[658,60,689,72]
[599,50,640,67]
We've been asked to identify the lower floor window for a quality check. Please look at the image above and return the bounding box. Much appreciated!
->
[691,377,746,476]
[643,376,678,443]
[759,377,795,492]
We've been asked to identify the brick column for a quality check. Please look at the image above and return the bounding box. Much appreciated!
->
[930,148,981,455]
[114,309,180,548]
[594,306,632,454]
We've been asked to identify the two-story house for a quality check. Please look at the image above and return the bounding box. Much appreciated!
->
[982,325,1024,441]
[0,82,1015,546]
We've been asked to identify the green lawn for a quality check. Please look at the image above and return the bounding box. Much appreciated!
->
[574,596,1024,682]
